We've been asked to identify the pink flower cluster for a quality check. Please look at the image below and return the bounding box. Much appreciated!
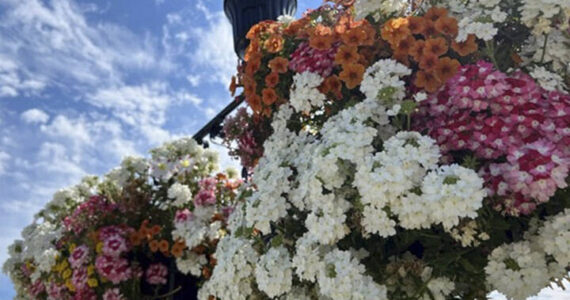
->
[416,61,570,215]
[63,195,117,234]
[99,225,131,257]
[194,177,218,206]
[223,107,264,169]
[103,288,125,300]
[95,255,132,284]
[47,282,68,299]
[29,279,45,298]
[175,208,194,224]
[145,263,168,285]
[289,41,338,77]
[69,245,90,268]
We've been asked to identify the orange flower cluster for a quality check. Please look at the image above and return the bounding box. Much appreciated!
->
[380,7,478,92]
[130,221,187,258]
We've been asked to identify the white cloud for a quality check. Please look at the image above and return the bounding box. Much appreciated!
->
[0,0,160,96]
[20,108,49,124]
[186,74,201,87]
[190,12,237,86]
[0,151,10,175]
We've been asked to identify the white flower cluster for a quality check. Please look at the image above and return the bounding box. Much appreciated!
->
[520,0,569,36]
[485,241,551,300]
[150,137,218,181]
[354,0,408,21]
[176,251,207,276]
[292,233,324,282]
[106,156,149,187]
[317,248,387,299]
[255,246,293,298]
[17,222,62,281]
[443,0,505,42]
[537,208,570,266]
[447,220,490,247]
[360,59,411,116]
[162,182,192,210]
[198,236,258,300]
[172,206,216,250]
[289,71,326,113]
[522,31,570,74]
[530,66,568,92]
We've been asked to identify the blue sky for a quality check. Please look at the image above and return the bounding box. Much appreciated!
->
[0,0,567,299]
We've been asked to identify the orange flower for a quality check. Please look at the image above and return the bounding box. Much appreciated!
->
[262,88,278,105]
[435,57,460,83]
[309,34,334,50]
[264,34,284,53]
[319,75,343,99]
[150,225,161,236]
[407,16,425,35]
[192,245,207,254]
[335,45,360,66]
[392,51,410,66]
[265,72,279,88]
[129,232,142,246]
[424,37,448,57]
[393,35,415,56]
[341,27,368,47]
[284,18,309,36]
[248,94,262,114]
[244,39,260,62]
[339,63,365,89]
[451,34,478,56]
[419,52,439,71]
[415,70,442,93]
[424,7,448,22]
[360,21,377,46]
[435,16,458,38]
[158,239,169,253]
[421,20,437,38]
[409,39,426,61]
[243,77,257,97]
[334,15,351,35]
[381,18,410,45]
[229,76,237,96]
[202,266,211,279]
[171,240,186,258]
[268,57,289,73]
[245,57,261,76]
[149,240,159,253]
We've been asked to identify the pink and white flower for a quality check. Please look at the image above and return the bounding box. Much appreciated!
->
[145,263,168,285]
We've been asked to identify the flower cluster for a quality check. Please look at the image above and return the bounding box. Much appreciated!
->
[415,60,570,215]
[3,138,242,300]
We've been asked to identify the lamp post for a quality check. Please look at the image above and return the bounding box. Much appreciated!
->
[192,0,298,147]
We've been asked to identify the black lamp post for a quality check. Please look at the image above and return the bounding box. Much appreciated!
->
[224,0,297,59]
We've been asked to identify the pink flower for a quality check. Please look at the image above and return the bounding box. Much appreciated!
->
[69,245,90,269]
[102,234,129,257]
[71,267,88,290]
[289,42,338,77]
[145,263,168,285]
[194,189,216,206]
[47,282,66,299]
[103,288,125,300]
[199,177,218,191]
[29,280,45,298]
[95,255,132,284]
[175,209,193,223]
[98,225,129,241]
[73,288,96,300]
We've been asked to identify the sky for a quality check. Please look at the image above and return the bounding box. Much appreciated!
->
[0,0,568,299]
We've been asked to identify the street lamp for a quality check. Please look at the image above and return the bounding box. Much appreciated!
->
[224,0,297,60]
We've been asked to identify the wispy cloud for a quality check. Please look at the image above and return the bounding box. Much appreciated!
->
[20,109,49,124]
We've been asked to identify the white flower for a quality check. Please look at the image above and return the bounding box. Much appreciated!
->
[485,241,550,300]
[277,15,295,24]
[255,246,293,298]
[420,164,486,229]
[413,92,427,102]
[529,66,567,92]
[354,0,407,21]
[292,233,323,282]
[166,182,192,208]
[198,236,258,300]
[290,72,325,113]
[177,251,207,276]
[537,208,570,266]
[317,248,387,300]
[360,59,411,112]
